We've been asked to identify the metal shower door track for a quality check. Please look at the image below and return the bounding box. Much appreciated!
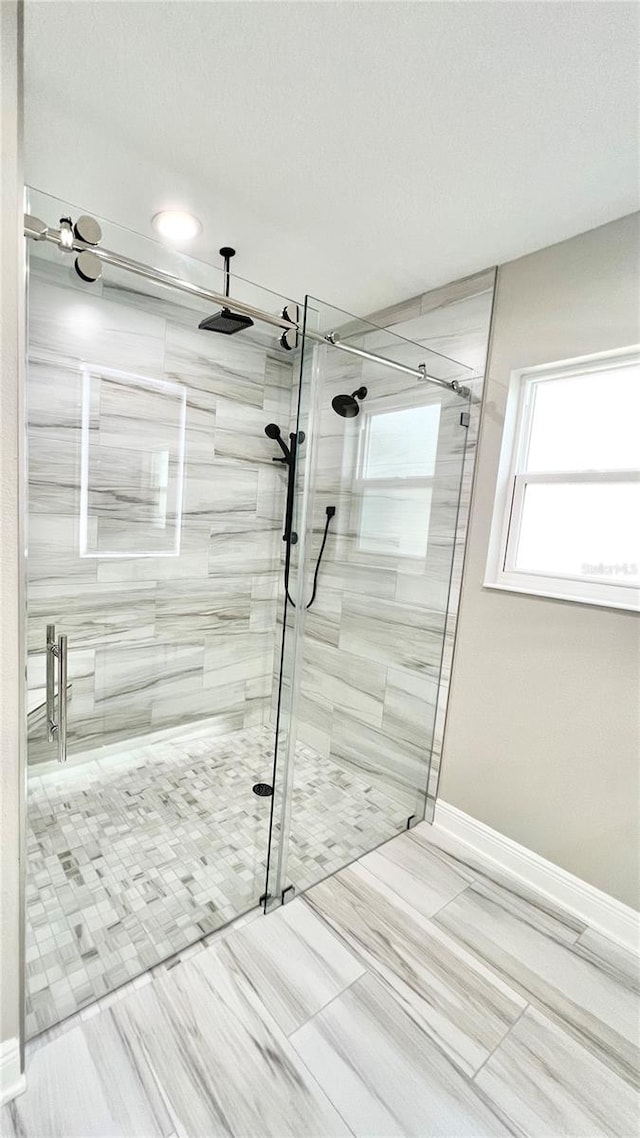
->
[23,213,468,396]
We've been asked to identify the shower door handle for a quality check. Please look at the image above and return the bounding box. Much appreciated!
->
[46,624,57,743]
[46,624,68,763]
[57,635,68,764]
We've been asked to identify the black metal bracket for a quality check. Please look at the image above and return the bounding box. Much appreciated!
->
[281,885,295,905]
[406,815,416,830]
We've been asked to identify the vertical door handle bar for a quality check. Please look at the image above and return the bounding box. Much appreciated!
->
[46,623,57,743]
[57,635,68,764]
[45,625,68,763]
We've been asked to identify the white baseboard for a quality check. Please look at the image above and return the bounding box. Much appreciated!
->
[433,801,640,953]
[0,1038,25,1107]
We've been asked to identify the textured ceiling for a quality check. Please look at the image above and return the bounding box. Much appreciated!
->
[24,1,639,314]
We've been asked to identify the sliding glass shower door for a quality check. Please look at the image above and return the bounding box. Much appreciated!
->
[23,190,299,1037]
[23,190,475,1040]
[266,296,472,903]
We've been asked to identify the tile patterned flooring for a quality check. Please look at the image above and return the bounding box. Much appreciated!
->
[7,820,639,1137]
[25,724,409,1039]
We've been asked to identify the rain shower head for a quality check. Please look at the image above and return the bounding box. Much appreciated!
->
[198,247,254,336]
[199,308,254,335]
[331,386,367,418]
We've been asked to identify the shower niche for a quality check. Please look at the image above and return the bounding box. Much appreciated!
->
[22,189,474,1038]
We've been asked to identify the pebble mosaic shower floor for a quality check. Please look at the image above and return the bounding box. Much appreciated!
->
[25,724,410,1038]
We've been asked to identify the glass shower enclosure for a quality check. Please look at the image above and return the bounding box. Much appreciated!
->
[22,190,472,1038]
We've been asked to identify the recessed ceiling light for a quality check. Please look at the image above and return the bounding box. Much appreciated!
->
[152,210,202,243]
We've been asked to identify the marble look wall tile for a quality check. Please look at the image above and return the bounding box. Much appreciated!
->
[214,396,279,469]
[298,594,343,649]
[476,1005,640,1138]
[28,583,157,652]
[291,971,514,1136]
[27,355,86,436]
[393,557,451,613]
[153,578,251,640]
[96,372,184,456]
[263,365,295,424]
[301,640,385,728]
[249,573,281,645]
[329,710,424,811]
[94,641,205,713]
[256,464,287,522]
[164,321,267,407]
[203,631,273,689]
[27,433,82,517]
[150,681,247,732]
[95,542,211,584]
[383,666,439,750]
[28,516,99,588]
[208,522,279,578]
[339,593,445,676]
[27,268,294,759]
[296,692,333,758]
[29,276,166,376]
[182,464,259,525]
[306,864,526,1075]
[318,557,397,601]
[264,351,295,393]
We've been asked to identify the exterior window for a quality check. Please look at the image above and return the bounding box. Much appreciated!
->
[354,401,441,562]
[486,350,639,611]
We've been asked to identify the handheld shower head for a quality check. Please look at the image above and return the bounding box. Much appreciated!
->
[264,422,291,463]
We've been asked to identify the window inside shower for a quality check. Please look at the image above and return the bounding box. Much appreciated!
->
[354,398,441,560]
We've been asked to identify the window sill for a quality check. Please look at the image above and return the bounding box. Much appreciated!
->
[482,579,640,614]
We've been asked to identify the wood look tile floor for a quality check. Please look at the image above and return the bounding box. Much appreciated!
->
[3,821,639,1138]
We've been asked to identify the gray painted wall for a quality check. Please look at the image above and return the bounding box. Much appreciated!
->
[439,213,640,910]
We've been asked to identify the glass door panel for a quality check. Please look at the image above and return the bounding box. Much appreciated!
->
[24,189,299,1037]
[266,296,472,903]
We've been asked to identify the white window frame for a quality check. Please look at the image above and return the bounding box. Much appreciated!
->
[485,347,640,612]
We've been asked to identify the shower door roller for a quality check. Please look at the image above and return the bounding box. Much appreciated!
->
[279,304,300,351]
[46,624,68,763]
